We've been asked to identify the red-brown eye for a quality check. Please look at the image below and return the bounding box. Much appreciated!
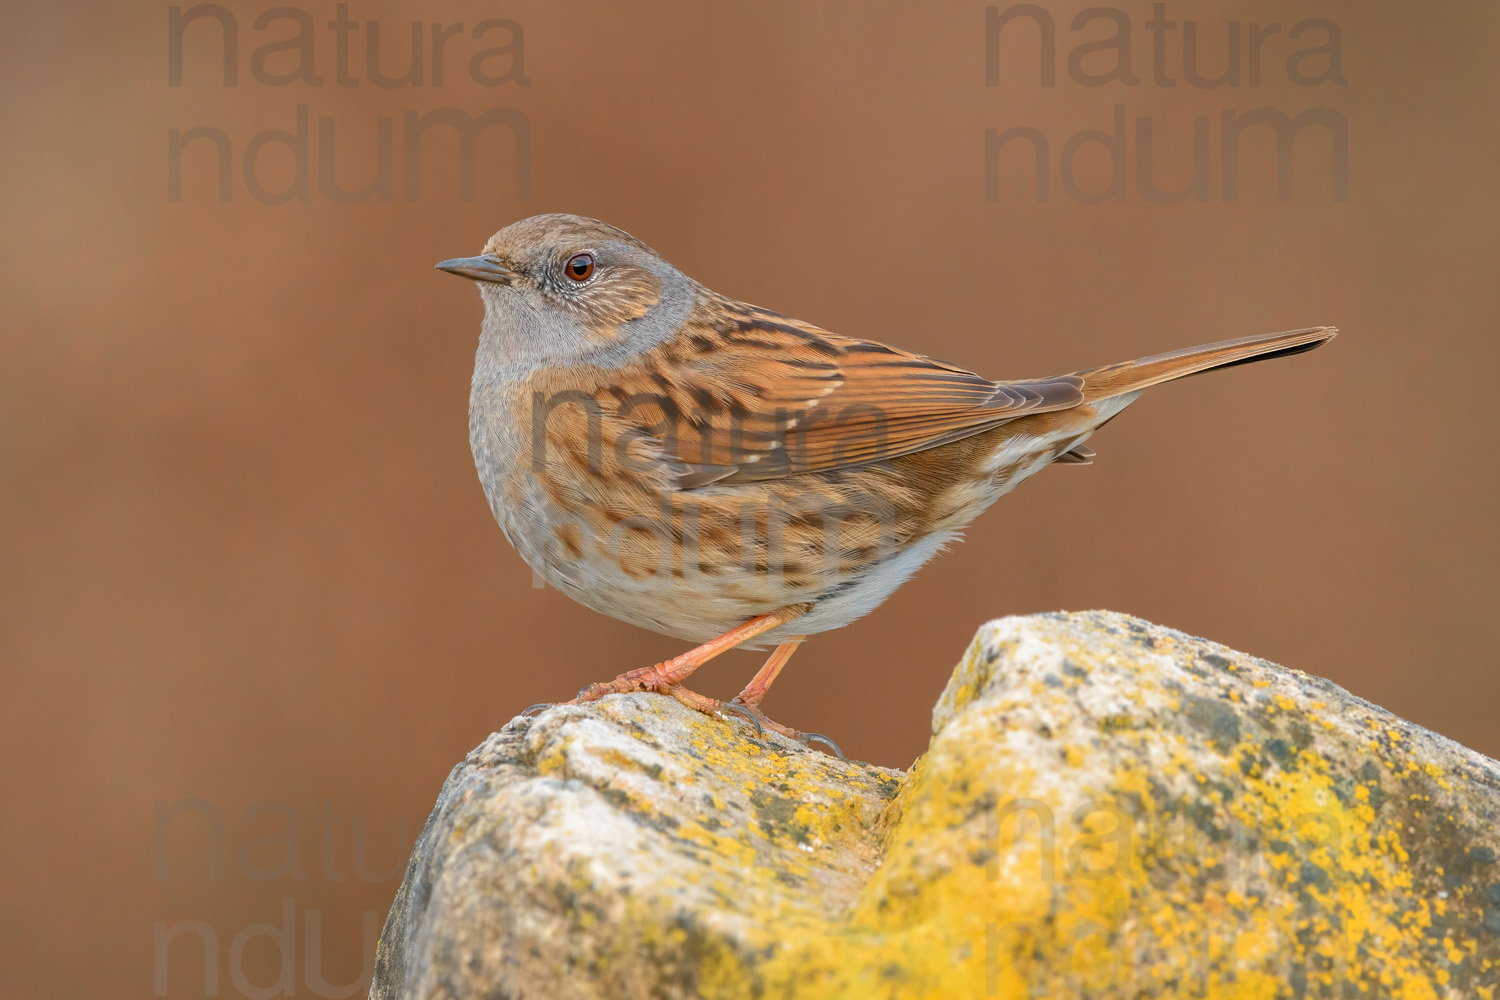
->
[565,253,595,282]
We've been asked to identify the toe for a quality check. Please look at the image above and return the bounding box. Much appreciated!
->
[718,701,765,738]
[797,731,845,759]
[661,683,722,715]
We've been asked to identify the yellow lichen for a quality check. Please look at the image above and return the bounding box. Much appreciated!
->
[394,614,1500,999]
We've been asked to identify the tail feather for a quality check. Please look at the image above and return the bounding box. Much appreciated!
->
[1076,326,1337,402]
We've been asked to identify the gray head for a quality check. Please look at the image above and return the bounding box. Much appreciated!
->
[437,214,699,367]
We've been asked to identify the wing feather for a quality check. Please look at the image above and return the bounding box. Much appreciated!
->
[592,301,1084,488]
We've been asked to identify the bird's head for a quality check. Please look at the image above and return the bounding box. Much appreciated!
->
[437,214,695,365]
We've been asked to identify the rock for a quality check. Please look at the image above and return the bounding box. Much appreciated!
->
[371,612,1500,999]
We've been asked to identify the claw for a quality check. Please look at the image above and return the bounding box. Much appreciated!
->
[798,731,845,759]
[718,701,765,738]
[519,703,553,719]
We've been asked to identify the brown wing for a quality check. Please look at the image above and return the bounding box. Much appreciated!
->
[595,298,1085,488]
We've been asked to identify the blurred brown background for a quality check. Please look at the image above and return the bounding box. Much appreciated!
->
[2,0,1496,995]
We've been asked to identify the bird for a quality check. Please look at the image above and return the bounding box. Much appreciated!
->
[438,213,1335,750]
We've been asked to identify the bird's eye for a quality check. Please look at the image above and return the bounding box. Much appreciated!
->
[565,253,595,282]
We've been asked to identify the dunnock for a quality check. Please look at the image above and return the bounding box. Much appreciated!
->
[439,214,1334,749]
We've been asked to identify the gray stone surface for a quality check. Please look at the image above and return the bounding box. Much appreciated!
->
[371,612,1500,999]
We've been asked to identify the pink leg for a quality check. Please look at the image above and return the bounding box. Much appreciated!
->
[731,638,804,710]
[572,606,806,705]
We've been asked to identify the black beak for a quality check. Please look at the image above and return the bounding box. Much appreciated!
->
[434,254,517,284]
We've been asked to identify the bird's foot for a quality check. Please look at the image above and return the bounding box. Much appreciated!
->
[568,681,841,757]
[722,696,844,758]
[571,660,682,703]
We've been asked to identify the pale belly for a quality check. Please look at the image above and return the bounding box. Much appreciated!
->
[492,470,968,646]
[471,381,1138,647]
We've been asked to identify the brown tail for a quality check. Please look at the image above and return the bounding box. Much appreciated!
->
[1077,326,1337,402]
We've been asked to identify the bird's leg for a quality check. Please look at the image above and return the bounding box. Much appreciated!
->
[725,640,804,739]
[730,639,804,715]
[656,644,806,736]
[721,638,843,756]
[572,605,807,705]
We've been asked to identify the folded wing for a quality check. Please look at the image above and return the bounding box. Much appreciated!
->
[599,301,1084,487]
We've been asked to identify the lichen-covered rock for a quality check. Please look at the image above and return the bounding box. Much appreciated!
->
[371,612,1500,999]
